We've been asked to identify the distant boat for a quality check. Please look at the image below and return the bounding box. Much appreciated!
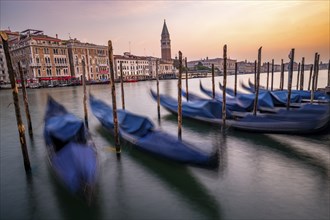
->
[150,89,228,124]
[242,79,330,103]
[227,104,330,134]
[199,81,275,111]
[44,96,98,203]
[90,94,217,167]
[152,88,330,134]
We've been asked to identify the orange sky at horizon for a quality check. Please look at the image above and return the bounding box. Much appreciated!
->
[1,1,329,64]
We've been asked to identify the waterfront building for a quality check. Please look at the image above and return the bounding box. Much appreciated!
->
[0,40,8,83]
[114,52,152,81]
[66,38,110,82]
[188,57,237,73]
[9,29,71,87]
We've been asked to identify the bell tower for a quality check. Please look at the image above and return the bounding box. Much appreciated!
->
[161,20,171,61]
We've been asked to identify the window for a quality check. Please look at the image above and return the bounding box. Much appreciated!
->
[37,69,41,76]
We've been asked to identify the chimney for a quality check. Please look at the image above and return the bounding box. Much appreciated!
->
[56,34,58,39]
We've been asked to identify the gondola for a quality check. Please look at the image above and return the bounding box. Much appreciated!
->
[228,103,330,134]
[150,89,231,124]
[243,79,330,102]
[152,89,330,134]
[199,81,275,111]
[44,96,98,202]
[90,94,217,167]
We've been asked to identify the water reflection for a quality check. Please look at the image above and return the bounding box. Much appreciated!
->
[227,130,329,179]
[96,126,222,220]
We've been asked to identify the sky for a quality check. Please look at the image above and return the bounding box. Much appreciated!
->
[1,0,329,64]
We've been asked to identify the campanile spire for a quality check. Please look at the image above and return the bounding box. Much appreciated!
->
[161,20,171,60]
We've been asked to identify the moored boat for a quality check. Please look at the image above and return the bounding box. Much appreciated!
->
[90,94,217,167]
[44,96,98,203]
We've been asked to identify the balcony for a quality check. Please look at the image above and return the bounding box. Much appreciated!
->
[99,70,109,74]
[55,63,68,67]
[30,62,41,67]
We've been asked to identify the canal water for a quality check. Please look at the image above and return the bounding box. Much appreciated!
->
[1,70,329,220]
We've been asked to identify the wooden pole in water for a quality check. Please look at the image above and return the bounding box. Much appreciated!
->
[222,45,227,130]
[156,59,161,121]
[82,60,89,129]
[253,47,262,116]
[296,62,300,90]
[234,62,238,96]
[108,40,121,155]
[18,63,33,137]
[271,59,274,91]
[299,57,305,90]
[315,54,320,90]
[287,49,295,110]
[266,62,269,90]
[328,59,330,87]
[311,53,317,103]
[212,64,215,99]
[185,57,189,101]
[120,61,125,110]
[178,51,183,140]
[280,59,284,90]
[254,60,257,92]
[0,32,31,172]
[308,64,313,91]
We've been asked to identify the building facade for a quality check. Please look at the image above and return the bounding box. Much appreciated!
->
[114,52,152,81]
[67,38,110,82]
[188,57,237,73]
[9,29,71,86]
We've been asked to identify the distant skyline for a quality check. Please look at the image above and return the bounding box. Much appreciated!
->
[1,1,329,64]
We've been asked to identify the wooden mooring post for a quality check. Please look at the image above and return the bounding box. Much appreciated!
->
[280,59,284,90]
[308,64,313,91]
[222,45,227,131]
[212,64,215,99]
[287,49,295,110]
[328,59,330,87]
[82,60,89,129]
[185,57,189,101]
[253,47,262,116]
[271,59,274,91]
[18,62,33,137]
[178,51,183,140]
[108,40,121,156]
[156,59,161,121]
[266,62,269,90]
[1,32,31,172]
[311,53,319,103]
[296,62,300,90]
[234,62,238,96]
[315,54,320,90]
[120,61,125,110]
[299,57,305,90]
[254,60,257,92]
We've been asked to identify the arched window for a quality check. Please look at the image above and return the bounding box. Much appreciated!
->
[75,56,78,65]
